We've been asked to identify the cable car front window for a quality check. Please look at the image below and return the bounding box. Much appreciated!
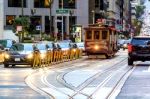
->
[94,31,100,40]
[86,31,92,40]
[102,31,108,40]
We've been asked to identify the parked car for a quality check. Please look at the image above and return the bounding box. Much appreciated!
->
[34,43,48,60]
[3,43,34,68]
[55,42,72,51]
[73,42,85,55]
[128,36,150,65]
[54,42,76,57]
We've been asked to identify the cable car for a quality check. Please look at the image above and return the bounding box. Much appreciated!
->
[84,24,118,58]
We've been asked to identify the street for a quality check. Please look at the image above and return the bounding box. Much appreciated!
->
[0,49,149,99]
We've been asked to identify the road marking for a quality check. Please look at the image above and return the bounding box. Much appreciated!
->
[148,66,150,72]
[143,66,150,72]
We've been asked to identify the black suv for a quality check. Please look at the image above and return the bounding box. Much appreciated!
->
[128,36,150,65]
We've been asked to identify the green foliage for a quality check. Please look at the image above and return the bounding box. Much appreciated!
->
[135,5,145,18]
[12,17,30,33]
[42,34,55,41]
[132,19,142,36]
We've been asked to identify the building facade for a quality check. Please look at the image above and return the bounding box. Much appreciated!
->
[0,0,4,38]
[4,0,89,40]
[2,0,133,40]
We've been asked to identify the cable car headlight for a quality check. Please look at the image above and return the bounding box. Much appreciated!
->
[94,45,99,50]
[27,53,33,59]
[73,49,76,52]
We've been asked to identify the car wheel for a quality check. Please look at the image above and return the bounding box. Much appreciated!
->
[128,58,133,65]
[4,64,9,68]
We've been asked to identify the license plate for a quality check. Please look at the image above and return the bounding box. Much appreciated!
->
[15,58,20,61]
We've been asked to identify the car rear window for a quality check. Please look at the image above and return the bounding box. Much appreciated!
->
[132,38,150,45]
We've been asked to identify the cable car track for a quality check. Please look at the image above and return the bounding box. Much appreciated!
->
[26,54,130,99]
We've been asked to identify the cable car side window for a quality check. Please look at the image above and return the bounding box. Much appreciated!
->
[102,31,108,39]
[86,31,92,39]
[94,31,100,40]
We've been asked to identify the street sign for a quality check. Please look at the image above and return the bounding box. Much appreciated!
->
[36,25,41,30]
[16,26,22,32]
[56,9,69,15]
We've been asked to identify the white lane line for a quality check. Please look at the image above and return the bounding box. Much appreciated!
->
[143,66,150,72]
[148,66,150,72]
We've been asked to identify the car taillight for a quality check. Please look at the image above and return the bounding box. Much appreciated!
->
[128,44,134,53]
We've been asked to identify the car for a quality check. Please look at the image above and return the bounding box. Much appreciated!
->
[0,39,16,50]
[73,42,85,55]
[128,36,150,65]
[122,39,131,50]
[34,43,48,60]
[3,43,34,68]
[54,42,76,58]
[55,42,72,51]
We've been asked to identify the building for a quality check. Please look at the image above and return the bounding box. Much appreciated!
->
[123,0,131,33]
[3,0,89,41]
[130,0,143,20]
[107,0,123,32]
[0,0,4,38]
[89,0,108,24]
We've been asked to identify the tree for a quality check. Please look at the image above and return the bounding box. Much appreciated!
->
[12,17,30,42]
[135,5,145,18]
[132,19,142,36]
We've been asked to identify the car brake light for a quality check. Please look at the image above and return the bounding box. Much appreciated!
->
[128,44,133,53]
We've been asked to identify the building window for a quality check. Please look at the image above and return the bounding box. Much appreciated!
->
[59,0,76,9]
[86,31,92,40]
[94,31,100,40]
[102,31,108,39]
[100,0,104,10]
[45,16,54,33]
[34,0,50,8]
[8,0,26,7]
[6,15,15,25]
[95,0,100,7]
